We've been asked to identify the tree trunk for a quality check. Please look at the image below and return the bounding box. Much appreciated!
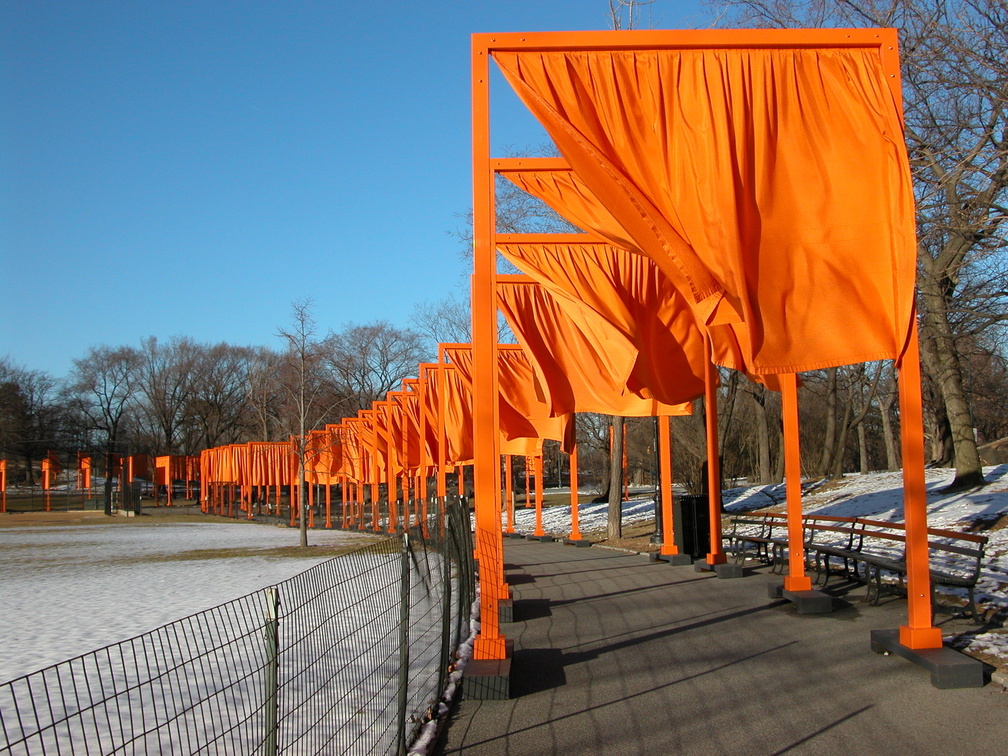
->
[857,420,869,474]
[818,368,838,477]
[298,449,308,548]
[829,391,853,481]
[918,314,969,475]
[751,387,772,485]
[607,416,624,539]
[879,365,900,471]
[918,286,984,488]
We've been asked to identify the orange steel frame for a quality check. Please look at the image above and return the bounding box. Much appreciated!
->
[473,28,938,656]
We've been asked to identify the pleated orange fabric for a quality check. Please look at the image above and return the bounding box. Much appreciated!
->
[394,391,430,473]
[497,280,692,417]
[444,344,574,451]
[497,241,709,403]
[441,366,475,466]
[337,421,364,481]
[492,45,916,374]
[248,442,293,487]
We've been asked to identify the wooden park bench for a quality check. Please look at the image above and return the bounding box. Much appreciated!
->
[805,516,988,623]
[729,512,989,623]
[725,513,789,571]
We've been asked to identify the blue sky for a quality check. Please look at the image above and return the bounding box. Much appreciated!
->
[1,0,708,378]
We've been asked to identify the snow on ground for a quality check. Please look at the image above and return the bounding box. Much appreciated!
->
[4,466,1008,684]
[0,520,379,682]
[512,465,1008,667]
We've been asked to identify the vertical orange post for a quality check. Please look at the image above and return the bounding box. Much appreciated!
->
[658,415,679,556]
[533,454,545,537]
[898,320,942,649]
[325,481,332,529]
[0,459,6,513]
[435,363,448,501]
[471,35,507,661]
[370,446,380,533]
[703,334,726,565]
[781,374,812,591]
[568,440,581,541]
[504,455,514,533]
[457,467,465,497]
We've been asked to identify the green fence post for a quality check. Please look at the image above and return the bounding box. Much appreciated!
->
[263,586,279,756]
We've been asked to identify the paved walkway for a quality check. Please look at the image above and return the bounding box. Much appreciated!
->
[440,539,1008,755]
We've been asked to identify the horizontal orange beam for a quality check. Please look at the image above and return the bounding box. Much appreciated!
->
[474,28,897,52]
[492,157,569,172]
[496,233,600,245]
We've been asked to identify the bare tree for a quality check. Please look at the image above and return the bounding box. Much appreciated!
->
[0,358,66,484]
[411,293,472,350]
[68,346,138,515]
[187,344,258,450]
[278,299,321,548]
[713,0,1008,489]
[608,0,657,29]
[323,321,429,412]
[607,416,625,538]
[246,347,284,441]
[133,336,198,454]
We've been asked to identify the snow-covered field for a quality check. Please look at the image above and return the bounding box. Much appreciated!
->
[4,465,1007,683]
[0,521,379,682]
[510,465,1008,666]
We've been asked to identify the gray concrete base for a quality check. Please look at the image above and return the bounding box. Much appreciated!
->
[463,655,512,699]
[782,589,833,614]
[503,532,526,539]
[563,538,592,547]
[768,580,784,599]
[527,535,555,542]
[653,552,693,566]
[695,560,744,578]
[871,628,985,689]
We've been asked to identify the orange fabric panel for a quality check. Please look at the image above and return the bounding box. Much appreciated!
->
[418,366,447,468]
[248,442,293,487]
[492,45,916,373]
[441,366,475,466]
[445,344,574,450]
[497,280,692,417]
[374,403,400,477]
[497,242,709,403]
[336,422,364,481]
[154,456,170,486]
[501,435,542,457]
[394,392,425,472]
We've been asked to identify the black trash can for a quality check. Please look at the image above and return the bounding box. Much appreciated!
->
[674,494,711,559]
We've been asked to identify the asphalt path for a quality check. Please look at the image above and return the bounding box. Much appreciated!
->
[440,539,1008,755]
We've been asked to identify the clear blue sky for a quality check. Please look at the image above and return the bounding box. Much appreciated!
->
[1,0,708,378]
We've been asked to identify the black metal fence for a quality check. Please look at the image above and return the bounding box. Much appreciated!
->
[0,496,475,755]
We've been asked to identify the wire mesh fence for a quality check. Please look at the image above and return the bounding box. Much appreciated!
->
[0,496,475,756]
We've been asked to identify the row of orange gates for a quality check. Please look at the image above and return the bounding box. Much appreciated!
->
[197,341,623,536]
[1,29,960,677]
[0,454,199,512]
